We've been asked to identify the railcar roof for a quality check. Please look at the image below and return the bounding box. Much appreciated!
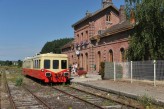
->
[23,53,68,61]
[37,53,68,57]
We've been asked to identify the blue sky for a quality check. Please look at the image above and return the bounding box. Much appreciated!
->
[0,0,124,61]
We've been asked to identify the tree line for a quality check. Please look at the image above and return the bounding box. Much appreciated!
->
[0,60,22,67]
[40,38,73,54]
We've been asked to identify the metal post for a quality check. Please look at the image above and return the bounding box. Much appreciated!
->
[114,62,116,81]
[154,60,156,87]
[131,61,133,83]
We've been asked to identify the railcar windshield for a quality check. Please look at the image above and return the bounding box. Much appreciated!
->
[61,60,67,69]
[53,60,59,69]
[44,60,50,69]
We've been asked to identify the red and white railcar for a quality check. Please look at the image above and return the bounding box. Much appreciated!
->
[22,53,70,83]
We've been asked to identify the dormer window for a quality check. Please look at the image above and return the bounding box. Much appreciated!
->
[106,13,111,22]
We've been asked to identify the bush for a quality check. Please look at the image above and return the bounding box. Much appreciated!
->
[15,77,23,86]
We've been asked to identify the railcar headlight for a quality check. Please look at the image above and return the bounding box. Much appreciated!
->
[41,69,44,72]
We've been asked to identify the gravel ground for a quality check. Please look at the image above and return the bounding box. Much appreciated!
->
[71,74,164,106]
[0,71,12,109]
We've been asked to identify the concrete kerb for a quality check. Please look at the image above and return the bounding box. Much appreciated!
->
[72,81,164,107]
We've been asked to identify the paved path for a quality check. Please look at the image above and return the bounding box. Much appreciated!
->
[71,74,164,106]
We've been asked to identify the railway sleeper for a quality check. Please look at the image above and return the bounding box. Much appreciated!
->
[101,105,123,109]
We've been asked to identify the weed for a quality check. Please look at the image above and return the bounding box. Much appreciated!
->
[15,76,23,86]
[68,106,72,109]
[138,94,153,108]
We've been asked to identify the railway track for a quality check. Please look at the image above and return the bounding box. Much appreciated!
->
[53,85,131,109]
[24,76,144,109]
[3,72,51,109]
[70,83,144,109]
[24,81,101,109]
[2,70,144,109]
[3,71,16,109]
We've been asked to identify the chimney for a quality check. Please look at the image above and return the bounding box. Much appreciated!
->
[130,10,135,24]
[119,5,126,22]
[102,0,113,8]
[85,10,91,16]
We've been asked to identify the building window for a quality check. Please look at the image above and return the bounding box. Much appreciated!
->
[86,31,88,40]
[85,53,88,71]
[81,54,83,68]
[109,49,113,62]
[81,32,83,42]
[98,51,101,71]
[106,13,111,22]
[120,48,125,62]
[72,55,74,64]
[77,34,79,43]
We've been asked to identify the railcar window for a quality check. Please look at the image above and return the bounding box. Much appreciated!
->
[33,60,37,68]
[33,60,35,68]
[37,60,40,68]
[61,60,67,69]
[38,60,40,69]
[44,60,50,69]
[53,60,59,69]
[36,60,38,68]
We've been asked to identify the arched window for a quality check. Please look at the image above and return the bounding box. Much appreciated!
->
[109,49,113,62]
[97,51,101,71]
[77,34,79,43]
[72,55,74,64]
[120,48,125,62]
[81,54,83,68]
[86,31,88,40]
[85,53,88,71]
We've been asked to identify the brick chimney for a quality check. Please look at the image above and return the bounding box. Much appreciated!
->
[102,0,113,8]
[85,10,92,16]
[130,10,135,24]
[119,5,126,23]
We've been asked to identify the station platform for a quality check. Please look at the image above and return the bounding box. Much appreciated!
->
[70,73,164,106]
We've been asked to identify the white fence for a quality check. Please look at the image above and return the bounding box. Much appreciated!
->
[104,60,164,86]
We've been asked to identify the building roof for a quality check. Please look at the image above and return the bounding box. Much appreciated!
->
[91,20,134,40]
[62,40,74,49]
[104,20,133,34]
[72,4,119,28]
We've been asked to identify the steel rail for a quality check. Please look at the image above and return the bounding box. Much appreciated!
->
[22,85,52,109]
[70,85,144,109]
[51,86,104,109]
[3,72,16,109]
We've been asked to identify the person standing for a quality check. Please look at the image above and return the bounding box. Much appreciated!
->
[71,63,75,74]
[74,62,78,75]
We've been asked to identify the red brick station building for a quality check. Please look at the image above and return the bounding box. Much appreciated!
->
[62,0,134,73]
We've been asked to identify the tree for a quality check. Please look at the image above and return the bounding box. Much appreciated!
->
[126,0,164,60]
[18,60,22,68]
[40,38,73,54]
[5,60,12,66]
